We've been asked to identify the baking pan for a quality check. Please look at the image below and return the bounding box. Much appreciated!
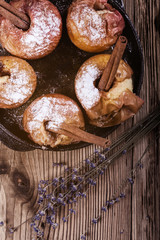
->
[0,0,144,151]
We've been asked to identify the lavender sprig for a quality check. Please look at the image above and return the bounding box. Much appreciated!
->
[4,106,160,239]
[34,107,160,238]
[80,134,160,238]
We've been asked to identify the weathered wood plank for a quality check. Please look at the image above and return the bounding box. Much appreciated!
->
[131,0,160,240]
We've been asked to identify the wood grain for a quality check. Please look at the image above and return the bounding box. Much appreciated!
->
[0,0,160,239]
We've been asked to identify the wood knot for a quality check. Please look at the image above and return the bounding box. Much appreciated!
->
[12,169,30,196]
[0,163,10,175]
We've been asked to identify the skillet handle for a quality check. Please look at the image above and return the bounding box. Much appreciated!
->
[114,0,125,9]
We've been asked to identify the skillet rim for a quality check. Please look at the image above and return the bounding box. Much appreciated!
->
[0,0,144,152]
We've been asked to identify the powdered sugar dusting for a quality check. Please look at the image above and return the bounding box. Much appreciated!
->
[75,63,101,109]
[0,58,36,107]
[70,5,106,45]
[21,1,62,57]
[0,0,62,59]
[26,96,80,132]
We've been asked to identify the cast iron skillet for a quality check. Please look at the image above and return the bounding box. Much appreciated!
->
[0,0,144,151]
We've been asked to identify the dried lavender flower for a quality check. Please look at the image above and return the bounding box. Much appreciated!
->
[0,221,4,226]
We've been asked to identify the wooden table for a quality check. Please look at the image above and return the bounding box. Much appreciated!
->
[0,0,160,239]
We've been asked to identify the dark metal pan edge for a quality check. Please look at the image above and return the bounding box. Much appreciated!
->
[0,0,144,152]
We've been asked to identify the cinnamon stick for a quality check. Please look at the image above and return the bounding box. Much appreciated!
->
[46,122,111,148]
[0,0,29,30]
[98,36,128,91]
